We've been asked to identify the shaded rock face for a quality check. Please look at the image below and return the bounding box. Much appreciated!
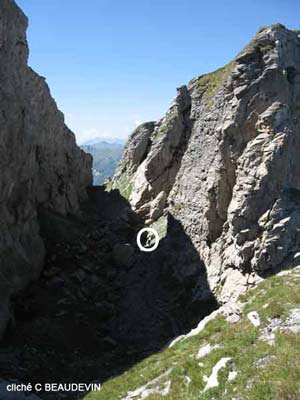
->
[0,0,92,336]
[113,24,300,302]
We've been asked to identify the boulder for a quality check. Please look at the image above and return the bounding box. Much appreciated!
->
[112,243,134,267]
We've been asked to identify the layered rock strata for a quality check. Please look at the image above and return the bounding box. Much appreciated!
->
[0,0,92,336]
[113,24,300,301]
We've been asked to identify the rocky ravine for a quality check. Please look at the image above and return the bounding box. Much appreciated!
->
[0,0,92,337]
[1,2,300,399]
[113,23,300,302]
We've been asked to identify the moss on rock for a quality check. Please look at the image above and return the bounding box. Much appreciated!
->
[196,61,235,106]
[111,171,133,201]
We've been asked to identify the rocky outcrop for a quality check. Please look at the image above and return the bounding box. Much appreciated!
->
[0,0,92,336]
[113,24,300,302]
[112,122,155,201]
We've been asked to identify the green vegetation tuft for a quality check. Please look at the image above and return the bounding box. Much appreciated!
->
[151,215,168,239]
[111,171,133,200]
[106,160,134,200]
[84,268,300,400]
[196,61,235,103]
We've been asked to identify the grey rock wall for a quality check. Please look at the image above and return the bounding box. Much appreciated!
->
[0,0,92,336]
[113,24,300,302]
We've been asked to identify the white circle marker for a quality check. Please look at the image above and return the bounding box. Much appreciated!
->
[137,227,160,252]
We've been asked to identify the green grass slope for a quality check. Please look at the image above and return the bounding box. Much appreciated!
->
[84,267,300,400]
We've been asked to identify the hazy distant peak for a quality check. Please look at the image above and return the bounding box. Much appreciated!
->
[82,136,126,146]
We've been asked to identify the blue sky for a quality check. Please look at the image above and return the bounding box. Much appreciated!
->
[17,0,300,144]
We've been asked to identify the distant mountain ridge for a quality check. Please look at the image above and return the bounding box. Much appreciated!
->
[81,139,125,185]
[81,136,126,146]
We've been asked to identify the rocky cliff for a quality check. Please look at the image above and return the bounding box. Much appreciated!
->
[113,24,300,302]
[0,0,92,336]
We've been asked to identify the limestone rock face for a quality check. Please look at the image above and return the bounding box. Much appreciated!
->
[113,24,300,301]
[115,122,155,177]
[0,0,92,335]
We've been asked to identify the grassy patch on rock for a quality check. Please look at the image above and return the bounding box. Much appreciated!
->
[85,268,300,400]
[109,171,133,201]
[196,61,235,106]
[150,215,168,240]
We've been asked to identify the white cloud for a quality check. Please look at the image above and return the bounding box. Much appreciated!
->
[75,128,113,145]
[134,119,142,127]
[66,112,146,145]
